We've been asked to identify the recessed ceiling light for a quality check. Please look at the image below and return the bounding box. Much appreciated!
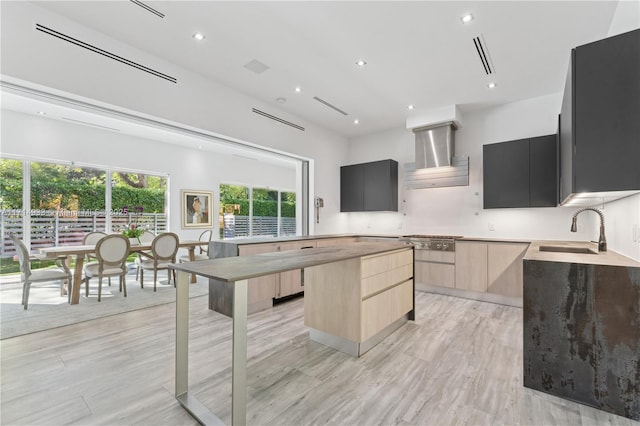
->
[193,32,205,41]
[355,59,367,67]
[487,82,497,89]
[37,111,47,115]
[198,145,203,150]
[295,86,302,93]
[276,97,287,104]
[354,119,360,125]
[408,105,415,110]
[460,13,474,24]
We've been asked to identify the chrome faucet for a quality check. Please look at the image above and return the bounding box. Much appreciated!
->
[571,207,607,252]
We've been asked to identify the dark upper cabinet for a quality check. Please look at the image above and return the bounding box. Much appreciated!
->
[340,164,364,212]
[483,135,558,209]
[529,135,558,207]
[483,138,530,208]
[340,159,398,212]
[559,29,640,202]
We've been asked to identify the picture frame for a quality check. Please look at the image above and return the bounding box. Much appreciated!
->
[181,190,213,229]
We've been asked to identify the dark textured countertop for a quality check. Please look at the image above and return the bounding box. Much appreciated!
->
[172,241,410,282]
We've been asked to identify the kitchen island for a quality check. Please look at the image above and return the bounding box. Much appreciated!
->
[171,241,414,425]
[208,234,397,314]
[523,241,640,420]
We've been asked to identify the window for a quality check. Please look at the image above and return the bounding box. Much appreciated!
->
[0,157,168,260]
[30,161,106,248]
[280,191,296,236]
[110,172,168,234]
[219,183,296,239]
[252,188,278,237]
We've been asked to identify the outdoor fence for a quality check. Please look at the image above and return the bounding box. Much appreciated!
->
[222,215,296,239]
[0,210,167,256]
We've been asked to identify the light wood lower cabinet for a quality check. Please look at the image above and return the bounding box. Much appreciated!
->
[304,247,413,343]
[487,242,528,298]
[277,240,317,298]
[455,241,488,292]
[238,243,279,306]
[455,240,529,298]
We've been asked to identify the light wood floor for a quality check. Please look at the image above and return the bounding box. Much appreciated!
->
[1,291,637,426]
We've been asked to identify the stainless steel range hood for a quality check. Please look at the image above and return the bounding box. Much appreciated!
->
[412,121,457,169]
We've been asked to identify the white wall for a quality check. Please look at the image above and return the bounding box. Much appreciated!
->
[347,93,608,243]
[0,1,350,236]
[1,109,297,249]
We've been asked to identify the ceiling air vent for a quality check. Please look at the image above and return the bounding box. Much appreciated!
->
[252,108,305,131]
[313,96,348,116]
[130,0,165,18]
[473,35,495,75]
[35,23,177,83]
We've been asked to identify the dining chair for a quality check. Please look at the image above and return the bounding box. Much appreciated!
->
[135,230,156,281]
[178,229,212,263]
[137,232,179,291]
[83,234,130,302]
[10,234,72,310]
[82,231,107,261]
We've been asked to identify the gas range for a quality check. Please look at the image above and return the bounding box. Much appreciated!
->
[399,235,463,251]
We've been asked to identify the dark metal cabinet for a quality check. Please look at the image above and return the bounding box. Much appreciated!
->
[340,159,398,212]
[560,29,640,202]
[483,135,558,209]
[340,164,364,212]
[483,139,530,208]
[530,135,558,207]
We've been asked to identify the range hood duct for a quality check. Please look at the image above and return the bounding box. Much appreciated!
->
[412,121,457,169]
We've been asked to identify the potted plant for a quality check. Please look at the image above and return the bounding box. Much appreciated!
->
[122,223,145,245]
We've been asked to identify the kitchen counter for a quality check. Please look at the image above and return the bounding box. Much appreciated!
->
[217,233,398,245]
[457,236,532,244]
[524,240,640,267]
[523,242,640,420]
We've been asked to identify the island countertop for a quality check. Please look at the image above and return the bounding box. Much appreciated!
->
[524,240,640,267]
[171,241,410,282]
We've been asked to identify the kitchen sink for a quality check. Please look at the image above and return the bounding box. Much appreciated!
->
[538,245,598,254]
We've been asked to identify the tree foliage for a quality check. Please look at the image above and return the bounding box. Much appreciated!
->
[0,159,165,212]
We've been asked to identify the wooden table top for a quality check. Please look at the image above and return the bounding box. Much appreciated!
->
[170,241,411,282]
[39,240,207,258]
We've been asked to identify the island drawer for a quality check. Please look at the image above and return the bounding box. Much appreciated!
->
[361,279,413,341]
[361,248,413,279]
[361,264,413,298]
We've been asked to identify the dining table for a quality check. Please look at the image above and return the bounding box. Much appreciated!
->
[39,239,208,304]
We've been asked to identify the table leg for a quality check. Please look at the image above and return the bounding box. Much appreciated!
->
[232,279,248,426]
[70,255,84,305]
[175,270,227,425]
[188,247,197,283]
[175,270,189,397]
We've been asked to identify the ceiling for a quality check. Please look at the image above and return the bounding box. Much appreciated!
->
[19,1,620,138]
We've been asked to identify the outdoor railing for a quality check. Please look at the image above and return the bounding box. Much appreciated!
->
[0,210,167,256]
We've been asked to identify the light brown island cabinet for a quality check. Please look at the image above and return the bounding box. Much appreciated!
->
[238,243,279,311]
[210,236,378,315]
[277,240,317,298]
[304,247,414,356]
[454,240,529,304]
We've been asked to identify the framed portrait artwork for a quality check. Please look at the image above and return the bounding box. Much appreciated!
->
[181,190,213,228]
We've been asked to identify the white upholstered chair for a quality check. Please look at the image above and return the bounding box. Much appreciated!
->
[178,229,212,263]
[10,234,72,309]
[83,234,130,302]
[138,232,179,291]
